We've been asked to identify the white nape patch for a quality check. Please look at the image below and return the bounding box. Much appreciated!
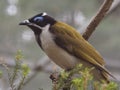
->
[42,12,47,16]
[40,24,79,69]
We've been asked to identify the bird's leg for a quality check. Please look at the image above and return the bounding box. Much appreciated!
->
[49,72,60,84]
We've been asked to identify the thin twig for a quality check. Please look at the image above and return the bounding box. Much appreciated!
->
[17,76,26,90]
[82,0,114,40]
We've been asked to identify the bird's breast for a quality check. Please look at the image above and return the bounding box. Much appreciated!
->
[40,28,79,69]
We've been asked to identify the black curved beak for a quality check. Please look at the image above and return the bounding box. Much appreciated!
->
[19,20,30,25]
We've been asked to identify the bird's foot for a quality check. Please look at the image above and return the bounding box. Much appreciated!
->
[49,72,60,84]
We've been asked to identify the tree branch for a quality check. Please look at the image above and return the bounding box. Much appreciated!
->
[82,0,114,40]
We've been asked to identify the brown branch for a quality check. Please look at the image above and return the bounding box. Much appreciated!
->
[82,0,114,40]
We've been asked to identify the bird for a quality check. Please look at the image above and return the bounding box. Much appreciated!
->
[19,12,114,83]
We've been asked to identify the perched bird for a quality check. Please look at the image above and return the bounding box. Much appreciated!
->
[19,12,114,83]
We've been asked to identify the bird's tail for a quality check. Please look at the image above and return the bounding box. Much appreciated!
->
[101,71,110,83]
[101,68,117,83]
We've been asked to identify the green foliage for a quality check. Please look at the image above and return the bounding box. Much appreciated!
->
[21,63,30,77]
[15,50,24,61]
[54,64,119,90]
[2,50,30,90]
[10,50,24,86]
[94,81,119,90]
[105,82,118,90]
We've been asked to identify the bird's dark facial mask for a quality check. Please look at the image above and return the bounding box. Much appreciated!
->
[19,12,47,26]
[19,12,56,29]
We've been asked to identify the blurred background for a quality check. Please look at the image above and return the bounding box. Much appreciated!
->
[0,0,120,90]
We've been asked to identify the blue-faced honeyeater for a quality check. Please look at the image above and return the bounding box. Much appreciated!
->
[19,12,114,83]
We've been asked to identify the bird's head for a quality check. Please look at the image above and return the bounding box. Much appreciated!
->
[19,12,56,33]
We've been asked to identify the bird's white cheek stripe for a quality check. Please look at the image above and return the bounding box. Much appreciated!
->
[30,23,43,29]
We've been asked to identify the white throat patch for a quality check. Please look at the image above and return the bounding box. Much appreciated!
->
[32,24,50,31]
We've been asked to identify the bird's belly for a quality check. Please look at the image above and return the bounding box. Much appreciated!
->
[43,41,79,69]
[40,29,79,69]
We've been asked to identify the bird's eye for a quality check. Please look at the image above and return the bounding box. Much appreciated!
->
[33,16,44,22]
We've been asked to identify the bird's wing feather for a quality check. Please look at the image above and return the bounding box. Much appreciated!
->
[50,22,115,78]
[51,22,105,67]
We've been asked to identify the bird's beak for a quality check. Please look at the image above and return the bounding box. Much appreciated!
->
[19,20,30,25]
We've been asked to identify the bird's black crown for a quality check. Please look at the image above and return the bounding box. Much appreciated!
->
[29,12,56,27]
